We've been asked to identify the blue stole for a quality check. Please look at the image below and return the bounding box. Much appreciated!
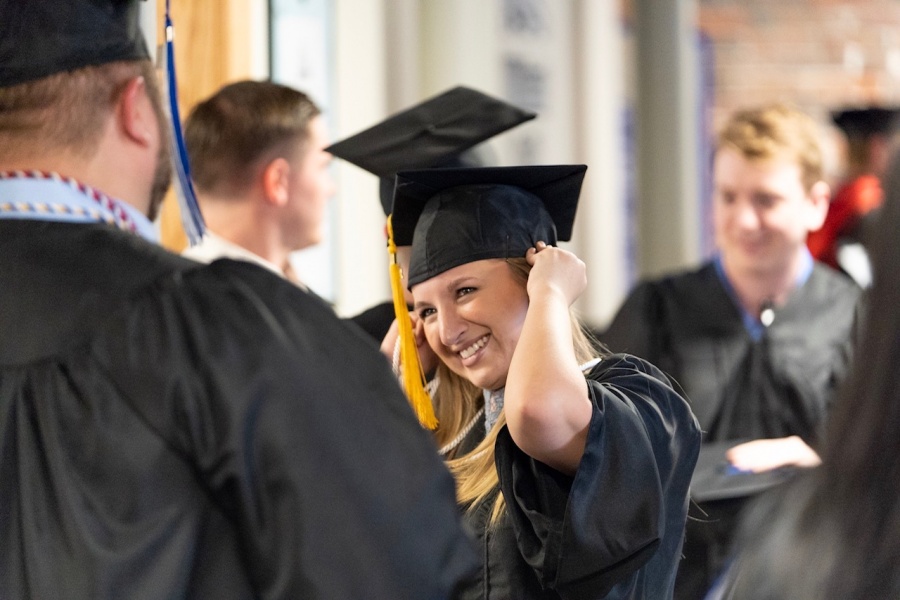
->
[0,172,158,243]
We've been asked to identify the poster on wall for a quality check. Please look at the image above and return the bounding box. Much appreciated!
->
[270,0,333,109]
[269,0,336,300]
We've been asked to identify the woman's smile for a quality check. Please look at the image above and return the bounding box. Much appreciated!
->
[413,259,529,391]
[457,334,490,362]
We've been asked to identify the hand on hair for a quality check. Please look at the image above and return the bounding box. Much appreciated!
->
[524,241,587,307]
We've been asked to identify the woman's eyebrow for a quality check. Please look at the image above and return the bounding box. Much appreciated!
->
[444,276,478,292]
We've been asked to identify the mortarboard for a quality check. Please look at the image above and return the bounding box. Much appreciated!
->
[690,440,801,503]
[0,0,150,88]
[325,86,536,215]
[391,165,587,289]
[831,106,900,138]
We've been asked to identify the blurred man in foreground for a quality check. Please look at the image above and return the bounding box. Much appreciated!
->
[0,1,476,598]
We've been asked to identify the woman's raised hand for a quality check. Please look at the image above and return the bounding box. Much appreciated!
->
[524,241,587,306]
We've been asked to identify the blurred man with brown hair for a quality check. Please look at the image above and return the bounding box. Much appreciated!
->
[182,80,335,286]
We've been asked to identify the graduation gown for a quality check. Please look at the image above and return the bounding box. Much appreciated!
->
[600,261,861,599]
[349,299,397,343]
[0,220,477,599]
[453,354,700,600]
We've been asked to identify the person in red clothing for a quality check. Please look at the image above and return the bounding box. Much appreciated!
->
[807,106,900,286]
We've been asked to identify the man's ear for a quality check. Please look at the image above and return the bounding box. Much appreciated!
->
[119,76,154,147]
[262,157,291,206]
[806,180,831,232]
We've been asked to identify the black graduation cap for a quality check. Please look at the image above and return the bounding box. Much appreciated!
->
[325,86,536,215]
[831,106,900,138]
[690,440,801,503]
[391,165,587,288]
[0,0,150,88]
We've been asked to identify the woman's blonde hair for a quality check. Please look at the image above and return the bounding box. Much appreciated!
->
[432,257,603,524]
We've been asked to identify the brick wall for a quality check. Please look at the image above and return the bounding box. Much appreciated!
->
[698,0,900,176]
[698,1,900,119]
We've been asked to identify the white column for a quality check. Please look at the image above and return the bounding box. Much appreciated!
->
[634,0,702,278]
[571,0,631,329]
[326,0,392,316]
[385,0,422,110]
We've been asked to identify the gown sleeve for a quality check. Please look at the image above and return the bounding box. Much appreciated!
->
[92,260,477,599]
[494,353,700,598]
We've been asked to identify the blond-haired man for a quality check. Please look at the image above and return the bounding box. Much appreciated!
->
[601,103,862,599]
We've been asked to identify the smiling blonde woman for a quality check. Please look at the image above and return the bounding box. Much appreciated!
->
[388,164,702,600]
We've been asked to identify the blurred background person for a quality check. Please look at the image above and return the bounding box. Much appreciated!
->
[182,80,335,288]
[707,148,900,600]
[807,105,900,288]
[599,103,863,600]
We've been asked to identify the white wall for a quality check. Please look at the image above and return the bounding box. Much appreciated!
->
[326,0,393,317]
[574,0,633,328]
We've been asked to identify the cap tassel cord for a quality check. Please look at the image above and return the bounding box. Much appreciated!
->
[162,0,206,245]
[387,215,438,429]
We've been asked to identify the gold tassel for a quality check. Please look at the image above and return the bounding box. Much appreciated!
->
[387,215,438,429]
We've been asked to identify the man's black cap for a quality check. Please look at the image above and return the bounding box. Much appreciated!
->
[325,86,536,215]
[831,106,900,138]
[390,165,587,288]
[0,0,150,88]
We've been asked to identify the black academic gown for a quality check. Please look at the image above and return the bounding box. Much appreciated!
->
[600,261,862,600]
[453,354,700,600]
[0,220,477,600]
[349,299,396,343]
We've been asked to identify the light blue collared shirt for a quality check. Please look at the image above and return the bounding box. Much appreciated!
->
[0,173,159,243]
[713,250,814,341]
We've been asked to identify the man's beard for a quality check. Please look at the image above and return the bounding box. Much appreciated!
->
[145,73,172,223]
[147,129,172,223]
